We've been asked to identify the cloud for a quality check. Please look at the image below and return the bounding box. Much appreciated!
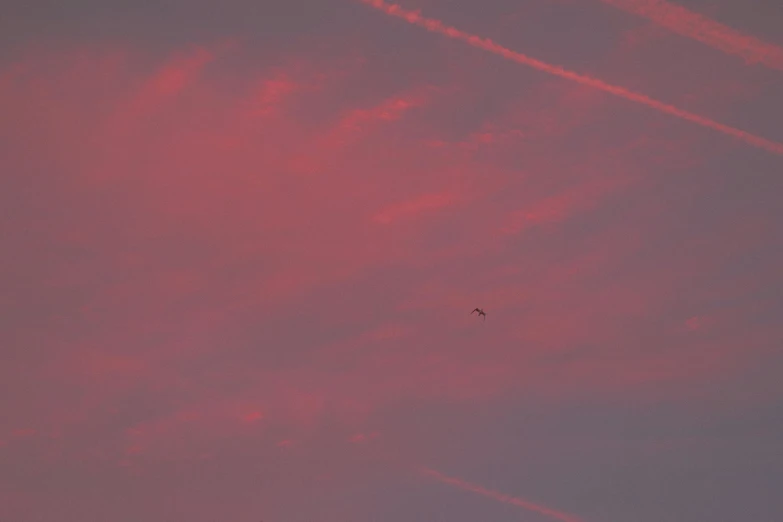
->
[600,0,783,71]
[349,432,379,443]
[500,173,633,235]
[418,467,583,522]
[685,315,714,331]
[373,190,459,224]
[241,411,264,423]
[356,0,783,156]
[11,429,37,439]
[2,16,781,521]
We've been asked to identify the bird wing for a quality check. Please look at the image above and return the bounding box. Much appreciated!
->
[471,308,479,314]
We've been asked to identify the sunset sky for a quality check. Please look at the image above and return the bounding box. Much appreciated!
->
[2,0,782,521]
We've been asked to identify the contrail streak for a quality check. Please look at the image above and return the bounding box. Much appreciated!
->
[356,0,783,157]
[418,467,583,522]
[600,0,783,72]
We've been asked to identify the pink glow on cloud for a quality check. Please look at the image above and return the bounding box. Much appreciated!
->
[600,0,783,70]
[685,314,715,331]
[11,429,37,439]
[373,190,459,224]
[148,47,217,96]
[419,467,583,522]
[1,1,782,520]
[357,0,783,155]
[349,431,380,443]
[241,411,264,423]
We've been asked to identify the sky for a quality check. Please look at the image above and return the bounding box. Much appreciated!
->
[1,0,782,521]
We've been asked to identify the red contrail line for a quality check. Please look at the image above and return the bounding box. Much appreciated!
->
[418,467,584,522]
[356,0,783,157]
[600,0,783,72]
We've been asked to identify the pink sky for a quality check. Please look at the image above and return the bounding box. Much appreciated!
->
[2,0,782,521]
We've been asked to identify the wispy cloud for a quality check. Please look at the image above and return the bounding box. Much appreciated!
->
[373,190,459,224]
[418,467,583,522]
[356,0,783,156]
[600,0,783,71]
[3,16,781,520]
[501,174,633,235]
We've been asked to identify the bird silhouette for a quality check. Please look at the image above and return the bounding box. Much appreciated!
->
[471,307,486,320]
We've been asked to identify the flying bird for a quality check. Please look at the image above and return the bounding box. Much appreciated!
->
[471,307,486,320]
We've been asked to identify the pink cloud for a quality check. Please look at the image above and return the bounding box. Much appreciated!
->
[349,433,367,443]
[685,314,716,331]
[11,429,37,438]
[357,0,783,156]
[1,14,780,521]
[600,0,783,70]
[373,190,459,224]
[241,411,264,423]
[349,431,381,445]
[500,173,634,235]
[419,467,584,522]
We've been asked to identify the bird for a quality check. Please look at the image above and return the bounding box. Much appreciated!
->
[471,307,486,320]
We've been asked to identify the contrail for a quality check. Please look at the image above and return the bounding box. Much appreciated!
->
[600,0,783,72]
[418,467,584,522]
[356,0,783,157]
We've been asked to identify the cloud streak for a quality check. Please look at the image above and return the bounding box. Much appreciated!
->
[356,0,783,156]
[600,0,783,71]
[418,467,583,522]
[373,190,458,224]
